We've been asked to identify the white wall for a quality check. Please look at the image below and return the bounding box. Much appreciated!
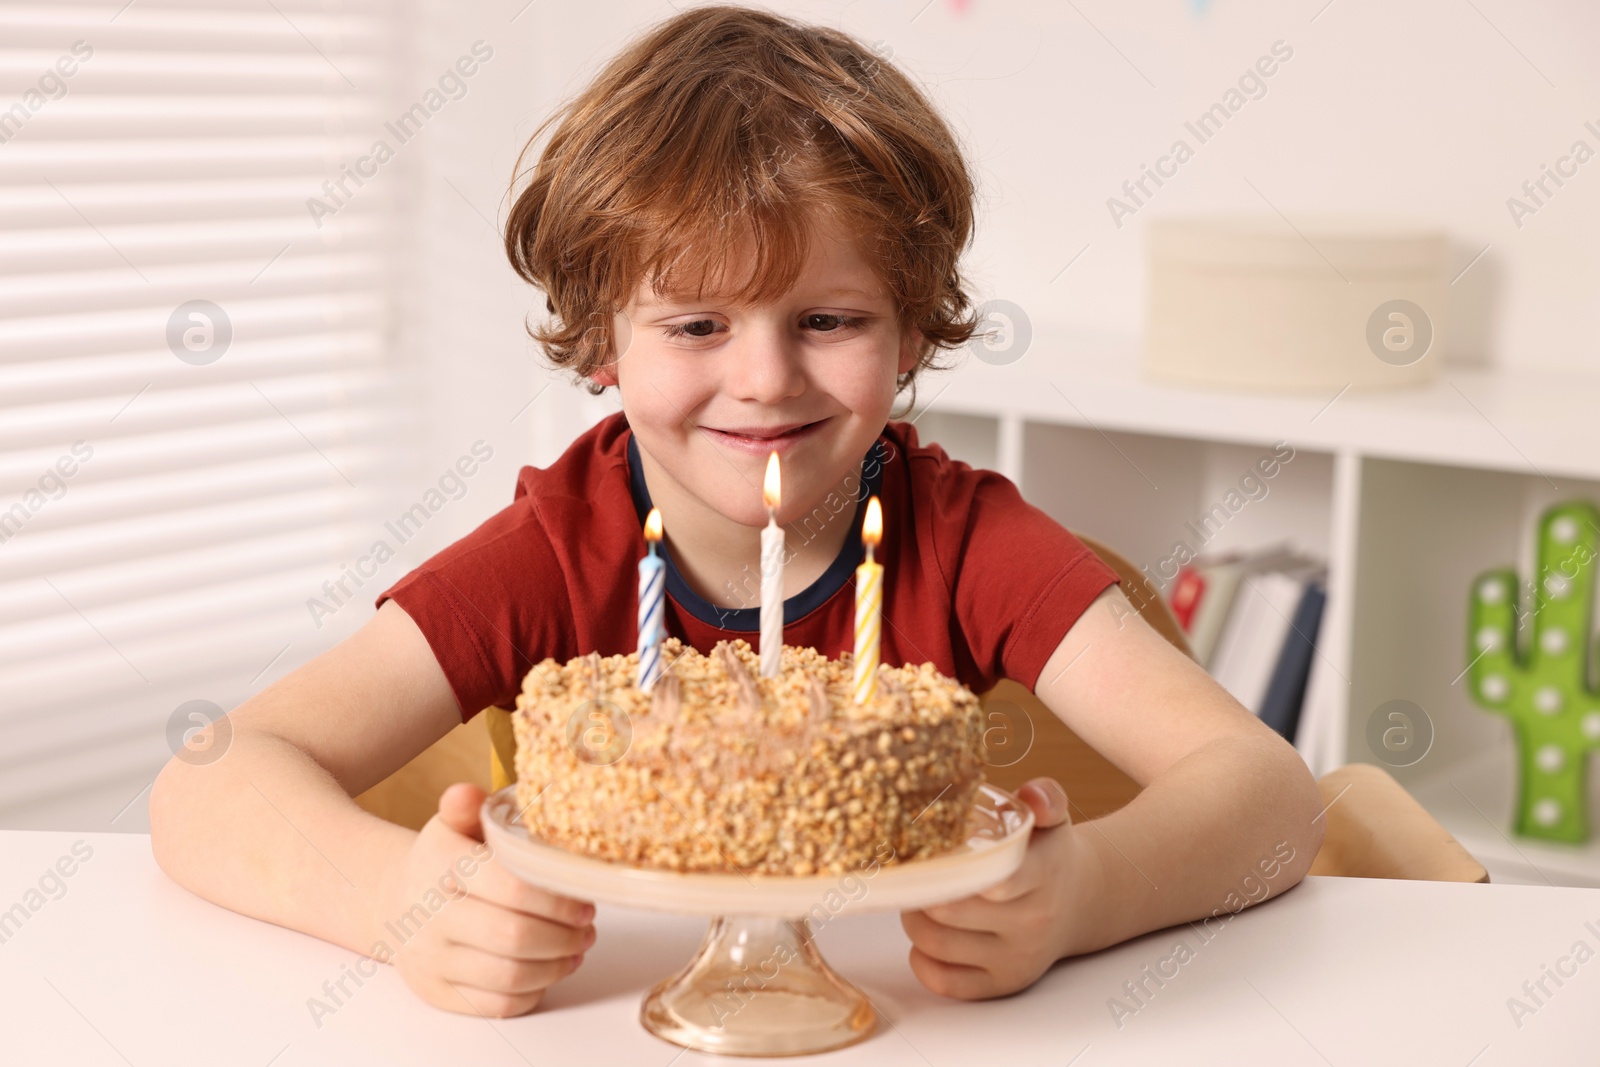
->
[385,0,1599,587]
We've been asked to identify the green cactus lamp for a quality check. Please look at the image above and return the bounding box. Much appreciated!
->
[1466,501,1600,843]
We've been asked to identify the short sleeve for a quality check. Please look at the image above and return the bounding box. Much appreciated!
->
[936,466,1120,692]
[376,491,574,723]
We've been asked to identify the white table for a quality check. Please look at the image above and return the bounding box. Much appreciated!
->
[0,831,1594,1065]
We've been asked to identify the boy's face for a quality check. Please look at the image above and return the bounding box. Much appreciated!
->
[603,214,919,528]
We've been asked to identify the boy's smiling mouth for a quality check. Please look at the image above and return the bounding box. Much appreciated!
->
[700,417,830,455]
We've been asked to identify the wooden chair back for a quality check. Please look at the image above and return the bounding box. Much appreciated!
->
[1306,763,1488,882]
[979,534,1187,817]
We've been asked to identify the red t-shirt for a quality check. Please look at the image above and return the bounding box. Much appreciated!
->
[376,412,1119,722]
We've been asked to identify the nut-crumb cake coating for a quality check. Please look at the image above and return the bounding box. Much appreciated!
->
[511,637,986,876]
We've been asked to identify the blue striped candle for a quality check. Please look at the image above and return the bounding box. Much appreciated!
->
[637,507,665,691]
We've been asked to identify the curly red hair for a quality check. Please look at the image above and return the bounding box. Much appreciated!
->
[503,4,979,400]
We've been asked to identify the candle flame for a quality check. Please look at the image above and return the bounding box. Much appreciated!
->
[763,451,781,510]
[644,507,663,542]
[863,496,882,547]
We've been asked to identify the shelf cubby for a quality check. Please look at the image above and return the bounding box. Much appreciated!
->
[909,329,1600,885]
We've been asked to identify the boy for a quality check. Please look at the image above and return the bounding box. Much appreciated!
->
[151,6,1323,1018]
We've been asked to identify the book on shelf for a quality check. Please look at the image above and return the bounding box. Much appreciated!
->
[1257,578,1326,742]
[1170,543,1302,667]
[1168,545,1327,742]
[1168,566,1205,631]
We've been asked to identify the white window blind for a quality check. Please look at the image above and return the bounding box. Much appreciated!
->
[0,1,411,818]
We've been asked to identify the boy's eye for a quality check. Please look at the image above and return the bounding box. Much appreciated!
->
[662,314,864,339]
[800,310,864,331]
[662,316,720,337]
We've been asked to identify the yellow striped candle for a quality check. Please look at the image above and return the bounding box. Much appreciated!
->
[853,496,883,704]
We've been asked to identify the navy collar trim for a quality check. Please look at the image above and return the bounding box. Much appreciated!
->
[626,430,886,631]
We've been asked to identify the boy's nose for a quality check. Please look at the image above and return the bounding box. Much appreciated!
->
[724,331,806,405]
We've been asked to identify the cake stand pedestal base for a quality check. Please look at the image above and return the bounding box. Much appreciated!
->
[641,915,875,1057]
[483,783,1034,1056]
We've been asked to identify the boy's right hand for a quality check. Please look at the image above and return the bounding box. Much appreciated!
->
[372,782,596,1018]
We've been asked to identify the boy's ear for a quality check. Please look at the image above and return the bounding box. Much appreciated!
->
[896,328,925,376]
[588,364,619,388]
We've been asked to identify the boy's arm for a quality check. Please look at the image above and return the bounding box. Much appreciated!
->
[1030,584,1326,957]
[149,599,462,955]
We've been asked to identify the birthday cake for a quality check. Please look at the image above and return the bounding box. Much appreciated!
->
[510,638,986,876]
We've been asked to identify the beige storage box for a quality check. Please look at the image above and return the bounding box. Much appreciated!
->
[1145,215,1448,392]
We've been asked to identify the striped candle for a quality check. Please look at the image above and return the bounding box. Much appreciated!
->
[759,451,785,678]
[637,507,665,691]
[853,496,883,704]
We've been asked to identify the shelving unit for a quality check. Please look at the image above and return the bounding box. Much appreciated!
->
[911,328,1600,887]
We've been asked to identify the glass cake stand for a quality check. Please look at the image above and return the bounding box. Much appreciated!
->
[480,782,1034,1058]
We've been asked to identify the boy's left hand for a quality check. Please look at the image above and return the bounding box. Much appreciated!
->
[900,777,1085,1000]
